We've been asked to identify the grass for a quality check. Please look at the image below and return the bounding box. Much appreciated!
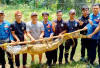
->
[0,4,99,68]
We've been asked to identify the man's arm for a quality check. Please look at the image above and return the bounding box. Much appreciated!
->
[52,22,56,32]
[88,23,100,38]
[39,31,44,39]
[27,31,35,42]
[10,24,20,42]
[11,31,20,42]
[59,30,67,35]
[26,23,35,42]
[24,31,27,41]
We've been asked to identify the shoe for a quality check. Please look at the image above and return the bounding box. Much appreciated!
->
[70,59,76,62]
[47,66,51,68]
[52,63,56,66]
[65,60,69,65]
[80,57,86,62]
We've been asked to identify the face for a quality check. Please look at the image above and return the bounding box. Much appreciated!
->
[31,15,37,22]
[0,13,4,21]
[42,15,48,21]
[56,12,63,19]
[92,5,99,14]
[15,14,22,21]
[69,13,75,19]
[82,9,89,16]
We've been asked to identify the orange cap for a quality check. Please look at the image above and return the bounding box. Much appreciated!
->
[15,11,22,16]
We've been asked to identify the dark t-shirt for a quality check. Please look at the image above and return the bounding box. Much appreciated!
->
[78,15,89,35]
[53,19,67,36]
[66,19,79,33]
[10,21,26,41]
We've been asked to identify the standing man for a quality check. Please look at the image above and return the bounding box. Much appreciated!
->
[86,4,100,68]
[10,11,27,68]
[52,10,67,64]
[78,5,90,62]
[26,12,44,65]
[42,12,53,67]
[82,3,100,67]
[65,9,79,63]
[0,10,14,68]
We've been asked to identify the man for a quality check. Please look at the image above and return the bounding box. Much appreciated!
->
[82,3,100,67]
[42,12,53,67]
[87,4,100,68]
[10,11,27,68]
[65,9,79,63]
[52,10,67,64]
[26,12,44,65]
[78,5,90,62]
[0,10,14,68]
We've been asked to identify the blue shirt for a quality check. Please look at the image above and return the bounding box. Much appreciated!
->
[86,12,100,40]
[66,19,79,33]
[0,20,13,42]
[42,20,53,37]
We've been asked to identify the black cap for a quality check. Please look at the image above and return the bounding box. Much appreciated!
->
[0,10,4,14]
[31,12,38,16]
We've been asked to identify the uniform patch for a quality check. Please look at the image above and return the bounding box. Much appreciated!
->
[22,27,24,30]
[46,24,50,28]
[61,24,63,27]
[75,23,77,27]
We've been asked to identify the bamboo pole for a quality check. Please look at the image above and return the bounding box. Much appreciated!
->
[0,29,85,47]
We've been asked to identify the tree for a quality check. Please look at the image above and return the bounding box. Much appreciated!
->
[57,0,64,10]
[73,0,87,16]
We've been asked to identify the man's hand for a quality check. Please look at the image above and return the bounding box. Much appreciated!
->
[16,39,20,42]
[24,38,27,41]
[58,33,63,38]
[88,34,93,38]
[39,35,43,41]
[39,35,43,39]
[89,20,93,25]
[11,40,15,46]
[79,20,84,26]
[31,38,35,43]
[49,34,53,41]
[59,33,62,36]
